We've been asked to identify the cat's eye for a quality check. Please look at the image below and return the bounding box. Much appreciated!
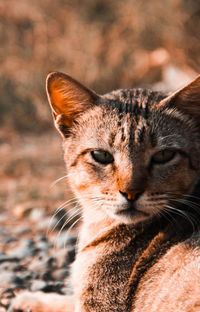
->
[152,149,176,164]
[91,150,114,165]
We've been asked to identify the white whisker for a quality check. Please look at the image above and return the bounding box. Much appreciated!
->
[64,216,83,250]
[54,207,82,250]
[49,206,79,234]
[50,172,74,187]
[162,206,179,227]
[172,197,200,214]
[46,198,79,235]
[183,194,200,201]
[165,204,196,233]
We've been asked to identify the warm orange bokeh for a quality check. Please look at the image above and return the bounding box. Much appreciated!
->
[0,0,199,133]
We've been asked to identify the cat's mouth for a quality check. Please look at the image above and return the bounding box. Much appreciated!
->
[115,202,150,220]
[116,207,149,218]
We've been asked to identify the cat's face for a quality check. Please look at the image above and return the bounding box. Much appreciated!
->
[47,72,200,225]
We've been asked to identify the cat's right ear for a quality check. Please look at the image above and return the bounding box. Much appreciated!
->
[46,72,99,138]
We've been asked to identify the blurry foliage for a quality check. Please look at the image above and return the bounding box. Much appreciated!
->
[0,76,41,132]
[0,0,200,133]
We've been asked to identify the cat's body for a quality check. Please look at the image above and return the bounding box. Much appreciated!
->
[74,222,200,312]
[12,73,200,312]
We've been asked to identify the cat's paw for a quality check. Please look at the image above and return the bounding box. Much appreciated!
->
[10,291,74,312]
[9,291,46,312]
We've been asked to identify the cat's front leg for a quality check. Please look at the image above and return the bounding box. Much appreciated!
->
[10,291,74,312]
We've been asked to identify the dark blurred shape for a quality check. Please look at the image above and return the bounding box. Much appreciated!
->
[0,76,41,132]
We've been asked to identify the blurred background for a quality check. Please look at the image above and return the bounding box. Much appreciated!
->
[0,0,200,231]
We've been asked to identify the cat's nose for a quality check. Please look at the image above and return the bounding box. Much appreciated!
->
[119,190,142,201]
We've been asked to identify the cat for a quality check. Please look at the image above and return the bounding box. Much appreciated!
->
[11,72,200,312]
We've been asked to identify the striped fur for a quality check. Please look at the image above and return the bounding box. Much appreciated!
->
[11,73,200,312]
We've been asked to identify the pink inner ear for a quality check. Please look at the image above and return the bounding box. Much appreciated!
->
[48,77,84,118]
[46,72,99,135]
[46,72,96,139]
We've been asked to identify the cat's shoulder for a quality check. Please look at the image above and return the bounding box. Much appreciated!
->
[134,233,200,312]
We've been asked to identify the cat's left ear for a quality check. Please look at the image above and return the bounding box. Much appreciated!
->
[46,72,99,137]
[159,74,200,121]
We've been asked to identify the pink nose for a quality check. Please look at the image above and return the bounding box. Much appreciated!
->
[120,190,142,201]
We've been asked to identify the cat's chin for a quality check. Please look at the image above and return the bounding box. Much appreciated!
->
[107,207,150,224]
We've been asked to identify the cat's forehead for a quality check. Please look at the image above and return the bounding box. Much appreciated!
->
[72,87,191,152]
[103,88,166,115]
[100,88,166,147]
[73,89,165,149]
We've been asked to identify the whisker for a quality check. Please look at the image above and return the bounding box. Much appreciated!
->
[160,134,181,141]
[58,207,81,233]
[48,206,80,234]
[53,197,79,215]
[183,194,200,201]
[162,206,180,229]
[50,173,74,187]
[165,192,200,204]
[46,198,79,235]
[172,198,200,214]
[64,216,83,250]
[50,194,103,249]
[54,208,82,250]
[165,204,197,233]
[91,195,103,202]
[48,193,99,237]
[57,199,100,243]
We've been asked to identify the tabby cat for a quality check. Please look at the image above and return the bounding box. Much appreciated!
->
[12,72,200,312]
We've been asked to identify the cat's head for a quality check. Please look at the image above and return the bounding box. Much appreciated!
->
[46,72,200,225]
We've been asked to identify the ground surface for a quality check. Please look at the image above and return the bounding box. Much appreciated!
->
[0,130,78,311]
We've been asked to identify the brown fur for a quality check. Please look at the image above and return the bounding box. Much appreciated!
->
[11,73,200,311]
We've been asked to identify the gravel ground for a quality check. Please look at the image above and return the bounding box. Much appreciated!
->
[0,132,78,311]
[0,207,78,311]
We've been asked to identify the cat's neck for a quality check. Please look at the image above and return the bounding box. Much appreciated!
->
[78,207,198,253]
[78,213,120,250]
[78,207,162,252]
